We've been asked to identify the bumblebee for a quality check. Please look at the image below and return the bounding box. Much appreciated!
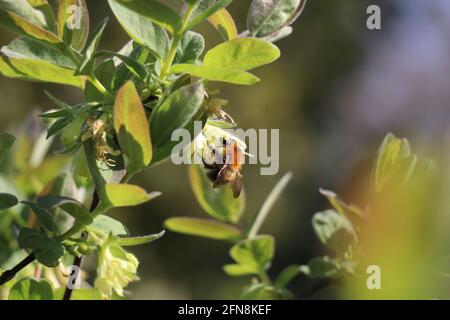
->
[203,140,244,199]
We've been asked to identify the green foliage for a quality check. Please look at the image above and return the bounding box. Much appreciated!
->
[174,31,205,64]
[150,82,205,148]
[224,235,274,276]
[204,37,280,71]
[165,217,241,241]
[90,215,129,236]
[114,81,152,173]
[0,37,83,87]
[21,201,58,233]
[111,0,182,34]
[108,0,169,59]
[0,193,18,211]
[0,0,305,300]
[18,228,65,267]
[247,0,306,39]
[0,133,15,164]
[57,0,89,51]
[372,133,417,194]
[188,165,245,223]
[207,8,238,41]
[9,278,53,300]
[312,209,356,255]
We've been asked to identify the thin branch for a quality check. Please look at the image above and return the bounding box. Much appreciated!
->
[0,253,36,286]
[62,191,99,300]
[62,255,83,300]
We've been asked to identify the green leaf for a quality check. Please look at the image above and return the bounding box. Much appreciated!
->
[9,278,53,300]
[274,265,301,288]
[174,31,205,64]
[188,165,245,223]
[0,193,18,211]
[0,37,83,87]
[18,228,65,267]
[57,0,89,51]
[165,217,241,241]
[241,283,288,300]
[104,184,159,208]
[21,201,58,233]
[75,18,108,76]
[372,133,414,194]
[0,1,62,44]
[47,116,73,138]
[53,288,102,300]
[90,215,128,236]
[300,256,340,279]
[188,0,233,29]
[84,59,115,102]
[108,0,169,59]
[150,82,205,147]
[37,195,93,225]
[114,81,152,171]
[96,50,147,81]
[204,37,280,71]
[111,0,181,34]
[224,235,274,276]
[312,210,356,254]
[117,230,165,246]
[0,133,15,164]
[207,8,237,41]
[265,26,293,43]
[0,0,47,28]
[170,64,260,85]
[247,0,306,38]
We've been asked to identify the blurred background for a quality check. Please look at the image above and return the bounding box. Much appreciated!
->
[1,0,450,299]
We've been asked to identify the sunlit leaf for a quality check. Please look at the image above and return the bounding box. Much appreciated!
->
[188,0,233,29]
[372,133,415,194]
[204,37,280,71]
[104,184,159,208]
[165,217,242,241]
[247,0,306,38]
[117,230,165,246]
[108,0,169,59]
[114,81,152,172]
[0,0,47,27]
[0,37,83,87]
[207,8,237,41]
[188,165,245,223]
[28,0,56,32]
[224,235,274,276]
[57,0,89,51]
[90,215,128,236]
[171,64,260,85]
[111,0,181,34]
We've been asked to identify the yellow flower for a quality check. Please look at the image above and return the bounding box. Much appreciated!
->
[94,241,139,299]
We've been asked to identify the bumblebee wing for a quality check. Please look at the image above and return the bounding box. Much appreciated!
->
[213,165,232,188]
[231,173,243,198]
